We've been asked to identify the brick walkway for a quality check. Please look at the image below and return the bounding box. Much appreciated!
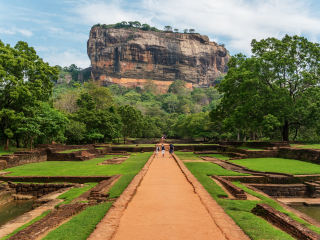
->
[88,149,249,240]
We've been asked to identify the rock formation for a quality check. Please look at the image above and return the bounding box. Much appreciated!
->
[87,27,229,93]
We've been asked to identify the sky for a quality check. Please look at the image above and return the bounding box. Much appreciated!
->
[1,0,320,69]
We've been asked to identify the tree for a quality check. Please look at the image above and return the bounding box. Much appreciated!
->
[141,24,151,31]
[117,105,143,143]
[214,35,320,141]
[174,28,179,33]
[168,80,187,94]
[133,21,141,28]
[189,29,195,33]
[164,26,172,32]
[0,40,59,148]
[183,29,188,33]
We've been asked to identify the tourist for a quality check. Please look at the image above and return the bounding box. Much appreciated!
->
[155,145,160,158]
[161,144,165,158]
[169,143,174,158]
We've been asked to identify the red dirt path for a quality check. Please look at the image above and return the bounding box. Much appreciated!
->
[111,151,227,240]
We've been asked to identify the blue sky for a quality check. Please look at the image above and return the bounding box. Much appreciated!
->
[1,0,320,68]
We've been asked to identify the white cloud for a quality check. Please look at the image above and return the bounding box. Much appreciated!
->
[0,27,33,37]
[46,27,88,41]
[70,0,320,55]
[41,49,90,68]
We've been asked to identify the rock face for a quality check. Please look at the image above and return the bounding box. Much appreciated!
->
[87,27,229,92]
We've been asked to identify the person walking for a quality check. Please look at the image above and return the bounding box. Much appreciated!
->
[155,145,160,158]
[161,144,165,158]
[169,143,174,158]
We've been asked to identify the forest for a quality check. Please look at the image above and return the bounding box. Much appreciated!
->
[2,34,320,150]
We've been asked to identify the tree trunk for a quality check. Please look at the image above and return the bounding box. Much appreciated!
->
[293,127,299,141]
[16,137,20,148]
[237,131,240,141]
[30,138,33,150]
[282,121,289,141]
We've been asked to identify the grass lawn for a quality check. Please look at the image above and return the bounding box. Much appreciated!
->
[43,202,113,240]
[291,143,320,150]
[1,152,152,239]
[198,153,230,160]
[175,152,202,160]
[59,149,87,153]
[230,158,320,175]
[0,146,27,156]
[185,162,320,239]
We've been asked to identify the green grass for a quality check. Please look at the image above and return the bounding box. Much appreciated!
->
[230,158,320,175]
[184,162,320,239]
[175,152,202,160]
[1,153,151,176]
[43,202,113,240]
[59,149,87,153]
[291,143,320,149]
[0,146,27,156]
[3,153,152,239]
[198,153,230,160]
[1,210,52,240]
[57,182,98,205]
[175,152,230,161]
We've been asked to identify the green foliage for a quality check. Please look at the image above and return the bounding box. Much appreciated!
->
[57,182,98,204]
[213,35,320,141]
[0,40,59,146]
[43,202,113,240]
[117,105,143,142]
[93,22,160,32]
[184,162,318,239]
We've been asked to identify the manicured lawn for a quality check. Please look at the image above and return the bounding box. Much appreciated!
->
[43,202,113,240]
[230,158,320,175]
[1,152,152,200]
[0,146,27,156]
[59,149,87,153]
[291,143,320,149]
[176,152,229,161]
[185,162,320,239]
[198,153,230,160]
[175,152,202,160]
[1,153,152,239]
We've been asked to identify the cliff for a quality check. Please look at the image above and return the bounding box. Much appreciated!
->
[87,27,229,92]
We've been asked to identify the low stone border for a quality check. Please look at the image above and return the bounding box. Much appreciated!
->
[8,203,86,240]
[172,153,250,240]
[87,152,155,240]
[72,175,121,202]
[251,203,320,240]
[0,175,113,183]
[248,183,309,198]
[212,175,247,200]
[8,182,75,197]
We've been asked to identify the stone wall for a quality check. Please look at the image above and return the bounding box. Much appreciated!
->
[251,203,320,240]
[8,182,75,197]
[278,147,320,164]
[0,160,7,170]
[223,175,320,184]
[248,184,309,198]
[0,175,112,183]
[46,148,106,161]
[212,175,247,199]
[0,149,47,170]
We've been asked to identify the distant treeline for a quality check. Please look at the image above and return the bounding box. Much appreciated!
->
[92,21,196,34]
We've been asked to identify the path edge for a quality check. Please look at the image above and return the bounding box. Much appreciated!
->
[87,152,155,240]
[173,153,251,240]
